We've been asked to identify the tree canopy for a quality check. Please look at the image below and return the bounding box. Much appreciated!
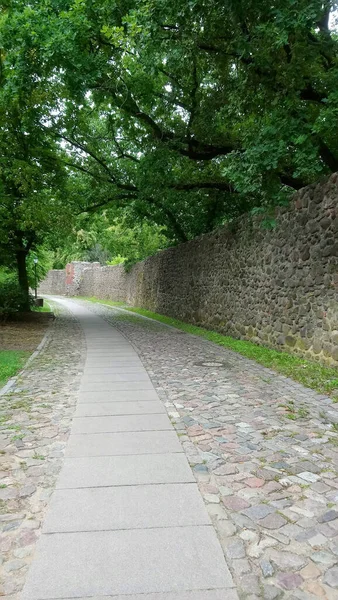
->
[1,1,338,303]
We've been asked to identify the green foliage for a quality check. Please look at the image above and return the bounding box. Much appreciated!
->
[0,273,33,320]
[32,302,51,313]
[107,255,126,266]
[26,248,54,287]
[1,1,338,263]
[52,210,169,267]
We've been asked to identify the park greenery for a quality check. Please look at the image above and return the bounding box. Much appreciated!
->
[1,0,338,310]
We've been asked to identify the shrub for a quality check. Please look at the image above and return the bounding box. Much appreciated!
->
[107,255,126,266]
[0,274,33,322]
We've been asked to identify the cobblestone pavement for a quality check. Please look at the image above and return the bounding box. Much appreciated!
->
[0,302,85,599]
[76,300,338,600]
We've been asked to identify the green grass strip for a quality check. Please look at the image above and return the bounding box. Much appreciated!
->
[0,350,30,389]
[78,296,338,399]
[32,301,51,313]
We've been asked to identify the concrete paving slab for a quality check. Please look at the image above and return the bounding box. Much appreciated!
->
[83,367,147,374]
[22,526,232,599]
[85,345,135,349]
[74,400,165,416]
[56,453,194,487]
[84,360,143,368]
[86,338,129,342]
[66,430,181,457]
[85,352,139,358]
[21,298,236,600]
[86,340,123,343]
[43,483,210,532]
[81,372,151,383]
[79,381,154,392]
[77,390,160,402]
[71,413,172,433]
[86,344,134,350]
[48,592,238,600]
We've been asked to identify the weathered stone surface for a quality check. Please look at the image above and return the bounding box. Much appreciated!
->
[263,585,283,600]
[300,562,321,580]
[318,510,338,523]
[323,566,338,588]
[277,572,303,590]
[268,550,307,571]
[222,496,251,511]
[311,551,337,566]
[225,540,246,559]
[260,560,275,578]
[243,505,275,521]
[259,513,287,530]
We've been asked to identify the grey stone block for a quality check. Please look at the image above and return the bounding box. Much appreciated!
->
[86,342,132,347]
[22,526,233,598]
[77,390,160,403]
[56,453,194,488]
[66,430,182,457]
[85,352,139,358]
[84,360,143,368]
[43,483,210,532]
[81,372,151,383]
[79,381,154,392]
[49,593,238,600]
[83,367,146,374]
[71,414,172,434]
[74,401,165,417]
[85,349,137,354]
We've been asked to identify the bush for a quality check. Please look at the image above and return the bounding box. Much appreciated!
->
[0,274,33,322]
[107,255,126,266]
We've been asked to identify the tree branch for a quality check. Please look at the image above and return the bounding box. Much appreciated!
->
[280,174,308,190]
[171,181,236,192]
[319,140,338,171]
[145,197,188,242]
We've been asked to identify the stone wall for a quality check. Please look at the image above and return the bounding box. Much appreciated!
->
[38,270,65,296]
[80,264,128,302]
[40,174,338,364]
[65,261,100,296]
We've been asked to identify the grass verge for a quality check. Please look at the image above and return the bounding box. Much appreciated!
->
[32,301,51,313]
[78,296,338,399]
[0,350,30,389]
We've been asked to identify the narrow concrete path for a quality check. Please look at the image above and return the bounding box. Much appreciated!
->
[22,299,236,600]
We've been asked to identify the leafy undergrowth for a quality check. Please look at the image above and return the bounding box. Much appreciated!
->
[0,350,30,389]
[79,296,338,399]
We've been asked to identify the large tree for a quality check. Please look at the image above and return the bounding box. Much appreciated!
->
[0,59,73,306]
[2,1,338,248]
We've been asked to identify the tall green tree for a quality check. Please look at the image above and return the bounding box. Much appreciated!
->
[0,58,73,306]
[2,0,338,256]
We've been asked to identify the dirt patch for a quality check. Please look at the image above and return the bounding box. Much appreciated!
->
[0,313,53,351]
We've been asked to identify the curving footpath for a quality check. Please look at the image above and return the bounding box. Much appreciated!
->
[21,299,236,600]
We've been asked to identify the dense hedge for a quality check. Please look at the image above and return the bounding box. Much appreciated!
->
[0,271,33,322]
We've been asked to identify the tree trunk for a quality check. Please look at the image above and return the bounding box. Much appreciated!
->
[16,248,30,311]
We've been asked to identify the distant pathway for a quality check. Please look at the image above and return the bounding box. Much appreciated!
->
[21,298,235,600]
[69,298,338,600]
